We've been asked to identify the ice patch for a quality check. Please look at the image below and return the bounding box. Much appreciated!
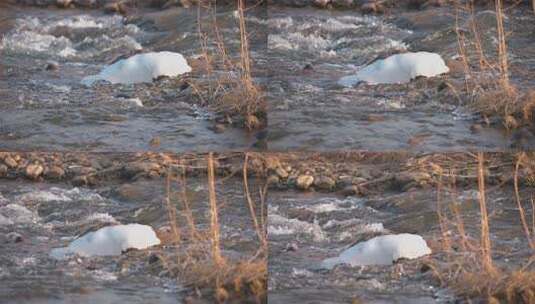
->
[339,52,449,86]
[82,52,191,85]
[321,233,431,269]
[51,224,161,259]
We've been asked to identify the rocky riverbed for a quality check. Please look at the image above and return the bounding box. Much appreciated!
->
[0,152,267,303]
[267,151,535,303]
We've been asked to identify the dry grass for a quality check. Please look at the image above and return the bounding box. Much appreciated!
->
[189,1,265,130]
[451,0,535,129]
[160,153,267,303]
[428,152,535,303]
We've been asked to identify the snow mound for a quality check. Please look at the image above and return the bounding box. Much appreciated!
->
[50,224,161,259]
[338,52,449,86]
[82,51,192,85]
[321,233,431,269]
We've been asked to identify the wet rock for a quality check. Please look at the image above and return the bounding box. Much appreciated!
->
[44,165,65,179]
[73,0,97,7]
[470,123,483,133]
[313,0,331,8]
[122,162,161,179]
[4,156,17,169]
[6,232,23,243]
[45,61,59,71]
[72,175,96,186]
[284,242,299,252]
[149,136,161,147]
[104,1,129,14]
[361,1,384,14]
[0,165,7,178]
[296,175,314,190]
[314,175,336,191]
[264,156,281,171]
[267,175,280,187]
[275,167,289,179]
[340,185,358,196]
[25,164,44,180]
[148,253,161,265]
[211,123,226,134]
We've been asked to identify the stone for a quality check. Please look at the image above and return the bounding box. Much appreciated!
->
[45,61,59,71]
[4,156,17,169]
[44,165,65,179]
[212,123,226,134]
[149,136,161,147]
[267,175,280,186]
[25,164,44,180]
[275,167,289,179]
[314,175,336,191]
[6,232,23,243]
[296,175,314,190]
[122,162,161,179]
[56,0,72,7]
[0,165,7,177]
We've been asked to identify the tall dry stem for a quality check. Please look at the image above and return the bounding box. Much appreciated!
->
[477,152,493,273]
[165,172,181,243]
[495,0,510,90]
[513,153,535,249]
[243,153,267,251]
[207,152,224,266]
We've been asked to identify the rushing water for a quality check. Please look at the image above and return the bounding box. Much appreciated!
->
[267,6,534,151]
[0,4,267,152]
[0,176,263,303]
[267,184,533,303]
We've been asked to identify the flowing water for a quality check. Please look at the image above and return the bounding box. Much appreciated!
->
[267,6,535,151]
[0,4,267,152]
[0,176,263,303]
[268,185,534,303]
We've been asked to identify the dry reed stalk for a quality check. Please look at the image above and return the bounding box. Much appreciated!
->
[243,153,267,251]
[477,152,493,273]
[513,153,535,249]
[165,172,181,243]
[495,0,510,90]
[178,165,200,241]
[207,152,224,266]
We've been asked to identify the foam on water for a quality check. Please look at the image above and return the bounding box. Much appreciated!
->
[268,207,326,241]
[16,187,104,204]
[1,15,143,59]
[268,14,409,60]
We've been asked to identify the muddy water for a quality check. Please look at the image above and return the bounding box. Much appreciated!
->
[267,6,532,151]
[267,185,534,303]
[0,4,266,151]
[0,176,263,303]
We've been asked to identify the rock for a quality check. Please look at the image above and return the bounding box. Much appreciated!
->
[470,124,483,133]
[212,123,226,134]
[267,175,280,186]
[104,2,128,14]
[4,156,17,169]
[284,242,299,252]
[313,0,331,8]
[122,162,161,179]
[275,167,289,179]
[361,2,384,14]
[6,232,23,243]
[44,165,65,179]
[264,156,281,171]
[45,61,59,71]
[149,136,161,147]
[296,175,314,190]
[0,165,7,177]
[314,175,336,191]
[25,164,44,180]
[73,0,97,7]
[340,185,358,196]
[56,0,71,7]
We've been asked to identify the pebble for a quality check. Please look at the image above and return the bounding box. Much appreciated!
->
[25,164,44,180]
[275,167,289,179]
[4,156,17,169]
[6,232,23,243]
[267,175,280,186]
[0,165,7,177]
[314,175,336,191]
[296,175,314,190]
[44,165,65,179]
